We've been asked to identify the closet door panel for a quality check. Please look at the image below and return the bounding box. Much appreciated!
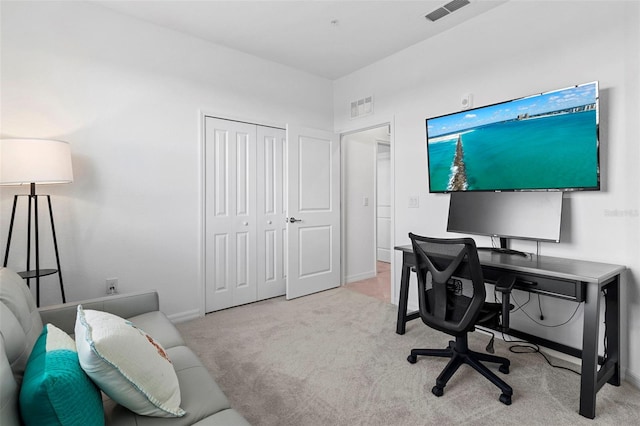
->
[257,126,287,300]
[205,118,257,312]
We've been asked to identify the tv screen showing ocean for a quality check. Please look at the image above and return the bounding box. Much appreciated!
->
[427,109,598,192]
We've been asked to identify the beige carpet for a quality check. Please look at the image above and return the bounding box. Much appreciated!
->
[177,287,640,425]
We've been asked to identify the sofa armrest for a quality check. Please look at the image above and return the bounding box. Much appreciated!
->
[38,291,160,335]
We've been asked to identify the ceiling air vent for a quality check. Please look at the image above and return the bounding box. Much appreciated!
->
[444,0,471,13]
[425,0,471,22]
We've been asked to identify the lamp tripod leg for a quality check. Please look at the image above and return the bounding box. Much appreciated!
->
[3,195,18,267]
[3,189,67,307]
[47,195,66,303]
[34,193,40,307]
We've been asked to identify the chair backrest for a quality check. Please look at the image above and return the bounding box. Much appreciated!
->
[408,233,486,336]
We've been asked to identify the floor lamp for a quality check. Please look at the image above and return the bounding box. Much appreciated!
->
[1,139,73,307]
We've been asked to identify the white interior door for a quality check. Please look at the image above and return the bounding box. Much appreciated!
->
[205,118,258,312]
[286,125,341,299]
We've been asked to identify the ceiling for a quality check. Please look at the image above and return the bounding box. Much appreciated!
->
[93,0,508,80]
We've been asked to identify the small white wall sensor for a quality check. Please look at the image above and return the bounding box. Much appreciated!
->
[461,93,473,110]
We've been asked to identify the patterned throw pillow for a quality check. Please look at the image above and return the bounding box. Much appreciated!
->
[74,305,185,417]
[19,324,104,426]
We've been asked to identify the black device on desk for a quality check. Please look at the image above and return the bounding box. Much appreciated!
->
[395,243,624,419]
[447,191,564,252]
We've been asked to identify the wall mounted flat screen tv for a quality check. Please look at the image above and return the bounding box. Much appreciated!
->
[426,81,599,193]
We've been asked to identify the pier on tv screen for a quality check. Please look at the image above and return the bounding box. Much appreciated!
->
[425,81,600,193]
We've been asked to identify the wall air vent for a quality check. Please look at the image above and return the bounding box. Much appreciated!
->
[350,96,374,119]
[425,0,470,22]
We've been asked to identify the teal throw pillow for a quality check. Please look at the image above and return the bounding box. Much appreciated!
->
[19,323,104,426]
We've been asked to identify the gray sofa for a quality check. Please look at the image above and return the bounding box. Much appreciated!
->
[0,267,250,425]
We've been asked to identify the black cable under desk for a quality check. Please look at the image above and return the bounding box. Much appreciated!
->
[394,244,626,420]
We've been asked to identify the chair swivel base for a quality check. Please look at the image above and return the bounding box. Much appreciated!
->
[407,338,513,405]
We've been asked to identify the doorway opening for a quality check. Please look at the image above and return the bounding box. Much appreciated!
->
[341,124,392,304]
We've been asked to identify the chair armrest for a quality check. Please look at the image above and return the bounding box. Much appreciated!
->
[495,274,516,294]
[38,291,160,335]
[494,275,515,332]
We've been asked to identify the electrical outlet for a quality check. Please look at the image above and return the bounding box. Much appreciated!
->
[106,278,118,295]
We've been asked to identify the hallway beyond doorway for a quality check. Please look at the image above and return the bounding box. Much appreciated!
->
[344,261,391,303]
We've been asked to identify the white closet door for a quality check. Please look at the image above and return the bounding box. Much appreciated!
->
[205,117,258,312]
[256,126,287,300]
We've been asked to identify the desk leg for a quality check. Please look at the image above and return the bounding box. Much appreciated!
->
[396,263,411,335]
[604,276,621,387]
[579,275,622,419]
[579,281,601,419]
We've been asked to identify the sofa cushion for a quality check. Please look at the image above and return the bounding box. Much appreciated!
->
[191,409,252,426]
[127,311,185,350]
[104,346,249,426]
[0,337,20,426]
[0,268,43,384]
[75,306,185,418]
[166,346,231,421]
[19,324,104,426]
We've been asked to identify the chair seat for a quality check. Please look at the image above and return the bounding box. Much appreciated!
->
[424,290,503,334]
[476,302,502,329]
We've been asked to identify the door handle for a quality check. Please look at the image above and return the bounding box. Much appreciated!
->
[288,217,302,223]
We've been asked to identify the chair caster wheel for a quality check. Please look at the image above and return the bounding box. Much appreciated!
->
[432,386,444,397]
[499,393,512,405]
[407,355,417,364]
[499,364,509,374]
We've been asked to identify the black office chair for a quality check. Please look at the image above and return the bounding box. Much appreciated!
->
[407,233,516,405]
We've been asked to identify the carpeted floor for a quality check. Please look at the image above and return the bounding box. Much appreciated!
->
[177,287,640,425]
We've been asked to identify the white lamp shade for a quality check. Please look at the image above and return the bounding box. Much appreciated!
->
[0,139,73,185]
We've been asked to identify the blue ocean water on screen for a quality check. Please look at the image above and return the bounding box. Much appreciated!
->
[427,110,598,192]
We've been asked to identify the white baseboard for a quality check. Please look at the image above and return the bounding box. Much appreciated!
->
[377,249,391,263]
[489,330,640,390]
[625,368,640,389]
[543,348,640,391]
[538,347,581,366]
[168,309,201,324]
[345,271,376,284]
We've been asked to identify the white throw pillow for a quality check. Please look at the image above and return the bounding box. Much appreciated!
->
[74,305,185,417]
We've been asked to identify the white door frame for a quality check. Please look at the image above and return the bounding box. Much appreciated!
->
[338,117,396,302]
[375,139,392,263]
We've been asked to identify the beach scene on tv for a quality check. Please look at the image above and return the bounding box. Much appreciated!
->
[426,83,599,192]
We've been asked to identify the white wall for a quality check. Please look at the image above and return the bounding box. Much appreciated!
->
[342,128,376,283]
[0,1,333,319]
[333,1,640,384]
